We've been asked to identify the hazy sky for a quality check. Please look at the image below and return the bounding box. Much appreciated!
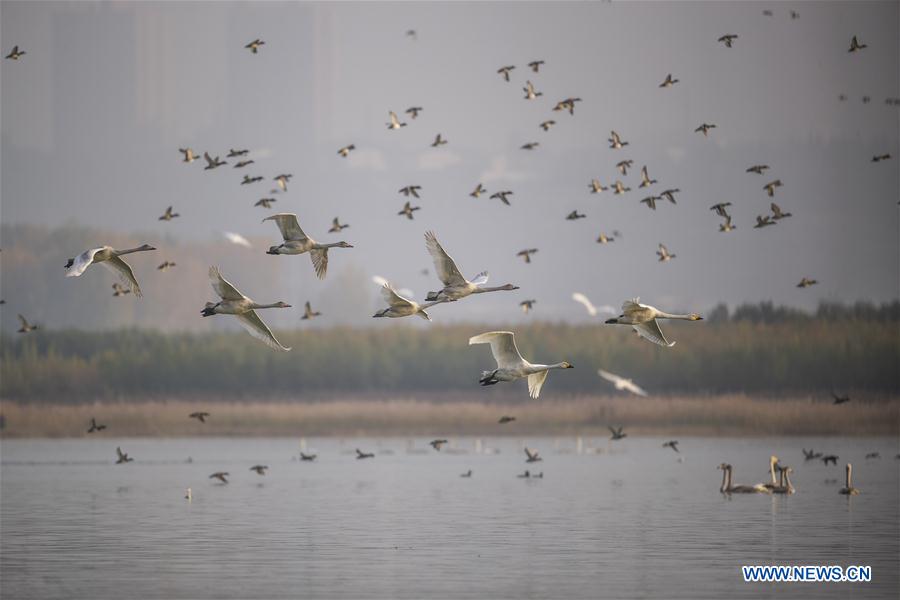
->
[1,1,898,329]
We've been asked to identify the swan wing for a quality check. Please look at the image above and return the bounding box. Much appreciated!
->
[597,369,623,385]
[208,266,246,301]
[310,249,328,279]
[223,232,252,248]
[527,370,550,399]
[622,298,645,315]
[632,320,675,347]
[380,284,414,309]
[372,275,390,287]
[572,292,597,316]
[425,231,467,287]
[101,256,143,298]
[469,271,489,286]
[263,213,309,242]
[236,310,291,352]
[66,247,105,277]
[623,380,648,396]
[469,331,526,369]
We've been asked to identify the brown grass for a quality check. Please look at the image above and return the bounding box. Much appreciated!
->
[1,394,898,437]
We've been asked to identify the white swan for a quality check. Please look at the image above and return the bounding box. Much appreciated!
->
[65,244,156,297]
[605,298,703,347]
[424,231,518,302]
[571,292,616,317]
[839,463,860,495]
[263,213,353,279]
[373,284,437,321]
[371,276,414,300]
[469,331,573,399]
[597,369,648,396]
[201,266,291,351]
[223,231,253,248]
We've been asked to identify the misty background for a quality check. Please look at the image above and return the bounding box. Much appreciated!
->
[1,1,898,333]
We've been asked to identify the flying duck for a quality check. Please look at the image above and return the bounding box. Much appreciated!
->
[616,160,634,175]
[209,471,229,483]
[227,149,249,157]
[203,152,227,169]
[5,46,25,60]
[179,148,199,163]
[470,183,486,198]
[189,412,210,423]
[848,35,867,52]
[386,111,407,129]
[523,80,542,100]
[245,39,265,53]
[525,448,542,463]
[527,60,545,72]
[337,144,356,157]
[656,243,676,262]
[718,34,738,48]
[566,210,586,220]
[695,123,716,136]
[608,426,627,440]
[516,248,538,263]
[520,300,537,314]
[157,261,176,271]
[497,65,516,81]
[659,73,679,88]
[639,166,657,188]
[17,314,39,333]
[589,179,607,193]
[88,418,107,433]
[398,201,420,220]
[490,190,513,205]
[539,120,556,131]
[405,107,423,119]
[234,160,255,168]
[329,217,349,233]
[431,133,448,147]
[608,131,629,149]
[116,447,134,464]
[763,179,783,196]
[159,206,180,221]
[399,185,422,198]
[255,198,276,209]
[242,175,263,185]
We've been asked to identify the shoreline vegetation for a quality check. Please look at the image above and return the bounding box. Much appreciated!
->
[1,395,897,438]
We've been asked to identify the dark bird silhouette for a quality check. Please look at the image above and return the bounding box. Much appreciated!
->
[497,65,516,81]
[255,198,276,209]
[710,202,732,218]
[865,452,880,459]
[430,439,449,451]
[329,217,349,233]
[399,185,422,198]
[848,35,867,52]
[659,73,679,88]
[245,39,265,54]
[88,418,107,433]
[770,203,792,219]
[832,392,850,405]
[242,175,264,185]
[528,60,545,72]
[250,465,269,475]
[641,196,660,210]
[754,215,777,228]
[431,133,448,147]
[525,448,542,463]
[158,206,180,221]
[490,191,513,205]
[520,300,536,314]
[356,449,374,460]
[157,261,176,271]
[5,45,26,60]
[337,144,356,157]
[17,315,38,333]
[460,470,473,478]
[718,34,738,48]
[470,183,487,198]
[616,160,634,175]
[663,440,679,453]
[822,455,838,466]
[209,471,229,483]
[398,201,420,220]
[116,447,134,464]
[552,98,582,115]
[227,149,249,157]
[405,107,423,119]
[659,189,679,204]
[695,123,716,136]
[796,277,818,288]
[763,179,783,197]
[609,426,627,440]
[539,120,556,131]
[112,283,131,297]
[746,164,769,174]
[872,153,891,162]
[516,248,538,263]
[566,210,586,221]
[203,152,226,170]
[498,416,516,424]
[189,412,210,423]
[234,160,255,168]
[521,142,539,150]
[608,131,629,149]
[300,452,317,461]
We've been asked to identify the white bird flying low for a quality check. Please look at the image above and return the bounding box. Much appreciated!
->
[597,369,648,396]
[372,284,438,321]
[469,331,574,399]
[424,231,518,302]
[64,244,157,297]
[571,292,616,317]
[222,231,253,248]
[605,298,703,347]
[202,266,292,352]
[263,213,353,279]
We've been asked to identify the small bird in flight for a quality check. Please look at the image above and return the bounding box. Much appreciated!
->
[663,441,679,453]
[227,149,249,157]
[116,447,134,464]
[553,98,582,115]
[770,203,792,220]
[516,248,538,263]
[763,180,783,197]
[112,283,131,297]
[431,133,448,147]
[872,153,891,162]
[616,160,634,175]
[255,198,276,209]
[159,206,179,221]
[399,185,422,198]
[329,217,349,233]
[430,439,448,451]
[179,148,199,163]
[204,152,227,170]
[718,34,738,48]
[5,45,25,60]
[521,142,539,150]
[848,35,867,52]
[190,412,210,423]
[337,144,356,157]
[523,80,542,100]
[405,106,423,119]
[641,196,660,210]
[490,190,513,205]
[796,277,818,288]
[596,232,616,244]
[566,210,586,221]
[209,472,229,483]
[528,60,545,72]
[520,300,536,314]
[356,449,375,459]
[470,183,486,198]
[832,392,850,405]
[398,201,420,220]
[695,123,716,136]
[719,215,737,232]
[612,181,631,195]
[301,301,321,320]
[609,426,627,440]
[242,175,263,185]
[539,120,556,131]
[754,215,777,228]
[639,166,657,188]
[656,244,676,262]
[17,314,38,333]
[659,189,679,204]
[157,261,176,271]
[746,164,770,174]
[525,448,542,463]
[710,202,732,218]
[497,65,516,81]
[250,465,269,475]
[245,39,265,54]
[498,416,516,424]
[273,174,292,191]
[234,159,255,168]
[659,73,679,88]
[300,453,317,461]
[88,418,107,433]
[589,179,607,194]
[386,111,407,129]
[608,131,629,149]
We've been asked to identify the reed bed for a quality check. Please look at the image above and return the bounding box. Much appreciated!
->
[1,394,897,438]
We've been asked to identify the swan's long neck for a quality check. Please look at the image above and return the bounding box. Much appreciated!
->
[783,470,793,492]
[473,285,512,293]
[250,302,284,309]
[115,246,152,255]
[531,362,569,372]
[656,311,694,320]
[314,242,347,249]
[845,464,852,488]
[725,466,733,491]
[769,457,778,485]
[720,468,729,493]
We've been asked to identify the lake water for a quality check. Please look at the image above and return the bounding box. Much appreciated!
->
[1,436,898,599]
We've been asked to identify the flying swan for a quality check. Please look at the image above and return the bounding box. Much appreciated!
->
[424,231,518,302]
[597,369,648,396]
[201,266,291,351]
[469,331,573,399]
[605,298,702,347]
[263,213,353,279]
[65,244,156,297]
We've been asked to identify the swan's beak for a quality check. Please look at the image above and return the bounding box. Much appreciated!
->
[566,363,574,369]
[266,248,279,255]
[604,318,617,324]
